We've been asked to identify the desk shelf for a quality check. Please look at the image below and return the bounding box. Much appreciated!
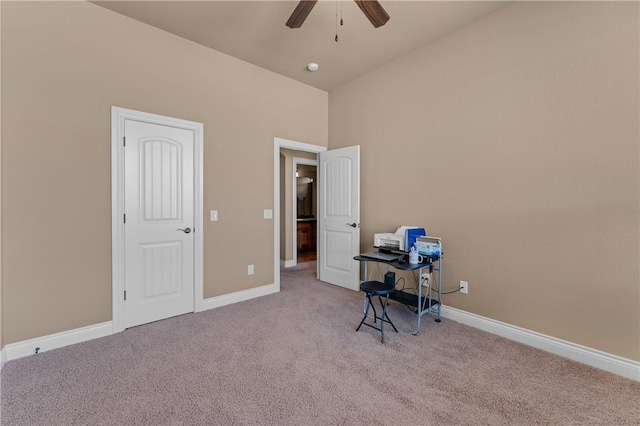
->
[389,290,440,313]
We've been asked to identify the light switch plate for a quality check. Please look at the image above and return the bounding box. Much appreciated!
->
[263,209,273,219]
[210,210,219,221]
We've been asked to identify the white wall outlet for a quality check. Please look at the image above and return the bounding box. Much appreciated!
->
[210,210,219,221]
[421,273,431,287]
[248,264,254,275]
[460,280,469,294]
[263,209,273,219]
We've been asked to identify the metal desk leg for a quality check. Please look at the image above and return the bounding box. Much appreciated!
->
[414,266,423,335]
[435,255,442,323]
[362,261,368,314]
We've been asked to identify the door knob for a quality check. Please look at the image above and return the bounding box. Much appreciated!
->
[177,227,192,233]
[347,223,359,228]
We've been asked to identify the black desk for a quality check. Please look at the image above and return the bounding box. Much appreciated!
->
[354,254,442,334]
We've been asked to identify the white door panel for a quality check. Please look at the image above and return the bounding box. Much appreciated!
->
[318,145,360,290]
[124,120,195,328]
[140,241,182,298]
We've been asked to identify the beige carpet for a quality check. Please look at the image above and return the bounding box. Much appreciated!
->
[1,261,639,425]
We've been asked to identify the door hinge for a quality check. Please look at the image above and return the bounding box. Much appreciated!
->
[124,290,127,301]
[123,136,126,147]
[123,214,126,224]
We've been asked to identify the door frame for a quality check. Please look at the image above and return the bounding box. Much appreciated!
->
[273,138,325,292]
[291,157,317,267]
[111,107,204,333]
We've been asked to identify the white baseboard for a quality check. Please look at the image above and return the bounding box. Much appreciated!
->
[199,283,279,312]
[440,305,640,382]
[2,283,280,368]
[3,321,113,364]
[280,259,296,268]
[1,346,7,370]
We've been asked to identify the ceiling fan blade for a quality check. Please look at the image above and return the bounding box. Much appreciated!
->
[354,0,390,28]
[286,0,319,29]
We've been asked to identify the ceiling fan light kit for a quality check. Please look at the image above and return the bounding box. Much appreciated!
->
[286,0,389,29]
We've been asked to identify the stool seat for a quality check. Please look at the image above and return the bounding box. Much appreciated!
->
[356,281,398,343]
[360,280,395,295]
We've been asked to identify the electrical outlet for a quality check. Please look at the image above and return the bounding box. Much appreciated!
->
[248,264,254,275]
[421,272,431,287]
[460,280,468,294]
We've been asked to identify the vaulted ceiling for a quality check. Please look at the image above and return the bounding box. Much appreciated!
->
[95,1,509,91]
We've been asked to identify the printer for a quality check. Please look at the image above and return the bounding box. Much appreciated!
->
[374,226,426,252]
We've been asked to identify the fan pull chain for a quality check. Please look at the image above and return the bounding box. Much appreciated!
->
[335,0,339,42]
[335,0,344,42]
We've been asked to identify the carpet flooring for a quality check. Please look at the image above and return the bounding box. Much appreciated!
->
[1,261,639,425]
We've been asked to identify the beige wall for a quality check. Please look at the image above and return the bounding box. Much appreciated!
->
[279,148,317,262]
[1,1,327,344]
[0,0,3,348]
[329,2,639,360]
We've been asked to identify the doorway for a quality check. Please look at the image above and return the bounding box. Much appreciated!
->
[293,159,317,264]
[274,138,325,292]
[274,138,361,292]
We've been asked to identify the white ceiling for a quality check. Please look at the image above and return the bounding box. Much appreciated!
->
[94,1,509,92]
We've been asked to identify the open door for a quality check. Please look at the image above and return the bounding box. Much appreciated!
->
[317,145,360,291]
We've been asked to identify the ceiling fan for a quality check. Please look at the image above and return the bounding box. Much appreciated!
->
[286,0,390,29]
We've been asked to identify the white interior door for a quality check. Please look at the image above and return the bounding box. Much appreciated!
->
[124,119,195,328]
[318,145,360,291]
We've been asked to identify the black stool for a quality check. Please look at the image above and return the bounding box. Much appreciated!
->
[356,280,398,343]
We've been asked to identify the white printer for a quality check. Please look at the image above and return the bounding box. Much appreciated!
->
[374,226,426,252]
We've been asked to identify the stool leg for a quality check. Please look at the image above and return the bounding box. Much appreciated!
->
[356,293,373,332]
[380,295,388,343]
[378,294,399,333]
[380,295,399,344]
[384,303,399,333]
[356,290,397,343]
[369,294,378,324]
